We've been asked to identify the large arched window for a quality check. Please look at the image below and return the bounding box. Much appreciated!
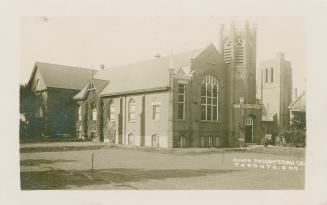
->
[201,75,219,121]
[128,98,136,121]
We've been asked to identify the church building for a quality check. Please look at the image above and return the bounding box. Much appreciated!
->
[73,22,267,148]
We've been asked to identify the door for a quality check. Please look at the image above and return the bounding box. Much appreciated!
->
[245,116,254,143]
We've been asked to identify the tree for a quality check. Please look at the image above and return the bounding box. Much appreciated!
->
[291,112,306,131]
[290,111,306,147]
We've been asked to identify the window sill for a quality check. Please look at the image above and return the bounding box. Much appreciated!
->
[200,120,221,123]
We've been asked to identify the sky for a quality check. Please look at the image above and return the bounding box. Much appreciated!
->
[20,16,307,94]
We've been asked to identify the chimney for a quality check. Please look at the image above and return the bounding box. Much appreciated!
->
[276,52,285,61]
[294,88,298,100]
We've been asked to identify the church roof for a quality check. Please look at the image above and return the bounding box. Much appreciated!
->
[93,46,210,96]
[32,62,94,90]
[289,92,306,112]
[73,79,109,100]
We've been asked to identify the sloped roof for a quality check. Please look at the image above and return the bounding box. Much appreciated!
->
[33,62,95,90]
[94,47,204,96]
[289,92,306,112]
[74,79,109,100]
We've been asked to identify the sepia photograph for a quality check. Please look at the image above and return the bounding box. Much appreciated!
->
[19,16,307,190]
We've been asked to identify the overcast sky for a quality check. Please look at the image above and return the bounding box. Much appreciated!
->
[20,16,306,93]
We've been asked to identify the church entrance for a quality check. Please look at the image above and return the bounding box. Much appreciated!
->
[245,116,254,143]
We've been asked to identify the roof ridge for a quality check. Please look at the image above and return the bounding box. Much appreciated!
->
[288,91,306,109]
[36,61,94,71]
[97,47,203,71]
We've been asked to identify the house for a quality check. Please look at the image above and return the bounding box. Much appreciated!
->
[22,62,94,138]
[289,92,306,129]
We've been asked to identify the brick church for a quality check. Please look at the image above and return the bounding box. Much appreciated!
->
[23,22,293,148]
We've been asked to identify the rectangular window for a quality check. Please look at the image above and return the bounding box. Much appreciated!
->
[92,109,97,121]
[153,104,160,121]
[180,137,186,148]
[110,106,115,121]
[208,137,213,147]
[177,84,185,120]
[265,68,268,83]
[215,137,220,147]
[270,67,274,82]
[78,106,82,121]
[200,137,205,147]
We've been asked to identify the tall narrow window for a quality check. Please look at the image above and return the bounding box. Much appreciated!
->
[200,75,219,121]
[128,133,134,145]
[151,134,159,147]
[200,137,206,147]
[152,98,160,121]
[128,98,136,121]
[109,101,115,121]
[177,84,185,120]
[265,68,268,83]
[270,67,274,82]
[180,137,186,148]
[208,137,213,147]
[91,103,97,121]
[215,136,220,147]
[78,106,82,121]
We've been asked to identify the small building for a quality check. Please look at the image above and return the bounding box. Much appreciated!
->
[22,62,94,137]
[289,91,306,128]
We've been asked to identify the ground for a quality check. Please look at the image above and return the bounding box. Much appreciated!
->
[20,142,305,190]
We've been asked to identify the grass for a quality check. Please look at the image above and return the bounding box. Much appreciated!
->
[20,142,305,190]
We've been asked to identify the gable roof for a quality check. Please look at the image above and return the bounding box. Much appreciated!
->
[289,92,306,112]
[94,45,216,96]
[30,62,95,90]
[73,79,110,100]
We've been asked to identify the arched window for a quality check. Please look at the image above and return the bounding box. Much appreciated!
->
[128,98,136,121]
[201,75,219,121]
[91,103,97,121]
[152,97,160,121]
[109,101,115,121]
